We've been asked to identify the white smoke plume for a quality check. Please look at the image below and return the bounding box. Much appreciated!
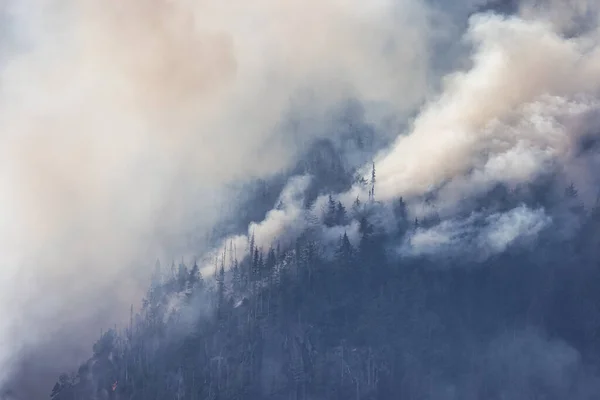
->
[375,8,600,206]
[404,205,551,260]
[208,2,600,266]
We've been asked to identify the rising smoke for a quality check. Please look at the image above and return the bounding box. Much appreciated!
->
[207,0,600,261]
[0,0,438,396]
[1,0,600,398]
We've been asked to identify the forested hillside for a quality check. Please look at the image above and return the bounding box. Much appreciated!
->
[3,0,600,399]
[48,148,600,399]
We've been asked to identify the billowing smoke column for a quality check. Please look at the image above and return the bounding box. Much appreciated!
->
[371,5,600,256]
[2,0,600,397]
[208,0,600,263]
[375,9,600,205]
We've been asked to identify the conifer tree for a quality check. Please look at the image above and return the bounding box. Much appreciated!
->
[370,162,376,201]
[188,259,203,292]
[324,195,337,227]
[335,232,354,268]
[335,201,347,226]
[216,263,226,319]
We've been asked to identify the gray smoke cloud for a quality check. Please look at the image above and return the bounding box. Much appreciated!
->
[206,0,600,267]
[3,0,599,397]
[0,0,458,396]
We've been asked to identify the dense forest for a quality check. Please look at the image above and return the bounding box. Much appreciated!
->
[47,132,600,400]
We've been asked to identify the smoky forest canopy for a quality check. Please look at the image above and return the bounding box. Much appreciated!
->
[46,155,600,400]
[2,0,600,399]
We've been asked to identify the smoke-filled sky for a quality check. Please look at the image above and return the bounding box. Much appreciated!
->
[1,0,600,398]
[210,0,600,259]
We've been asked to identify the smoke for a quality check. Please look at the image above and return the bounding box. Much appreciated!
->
[349,3,600,257]
[0,0,453,396]
[448,328,600,400]
[375,11,600,205]
[197,0,600,272]
[403,205,551,261]
[3,0,600,397]
[210,0,600,265]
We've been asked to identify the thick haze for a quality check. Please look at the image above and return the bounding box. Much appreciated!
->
[1,0,599,397]
[206,0,600,262]
[0,0,439,395]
